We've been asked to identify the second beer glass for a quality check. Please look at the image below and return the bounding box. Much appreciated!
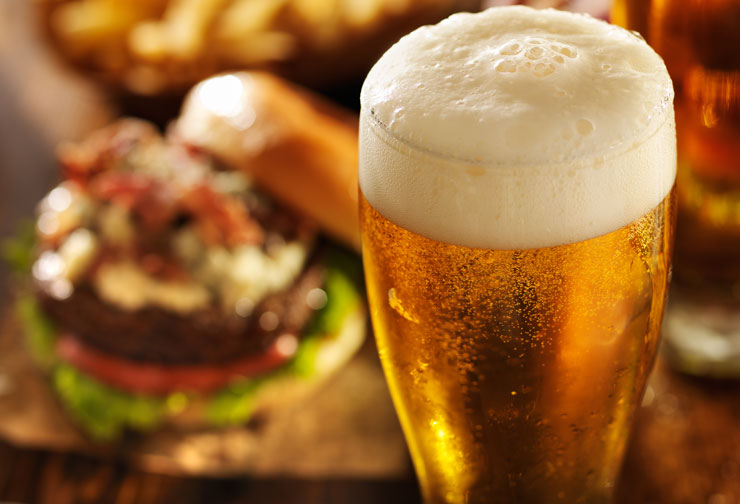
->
[360,7,676,503]
[613,0,740,376]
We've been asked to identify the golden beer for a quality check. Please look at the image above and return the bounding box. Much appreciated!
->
[614,0,740,376]
[614,0,740,289]
[658,0,740,289]
[361,191,674,503]
[610,0,650,42]
[360,6,676,502]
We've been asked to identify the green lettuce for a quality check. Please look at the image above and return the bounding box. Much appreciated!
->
[53,363,168,440]
[2,220,36,275]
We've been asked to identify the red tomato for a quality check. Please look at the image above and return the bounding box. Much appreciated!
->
[56,333,293,396]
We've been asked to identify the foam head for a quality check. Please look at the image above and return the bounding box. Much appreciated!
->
[359,6,675,249]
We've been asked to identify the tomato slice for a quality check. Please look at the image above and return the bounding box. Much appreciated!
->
[56,333,296,396]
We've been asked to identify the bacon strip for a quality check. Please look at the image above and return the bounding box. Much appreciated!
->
[182,183,264,246]
[59,119,160,183]
[90,172,178,231]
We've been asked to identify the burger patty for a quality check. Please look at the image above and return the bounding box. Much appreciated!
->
[37,257,326,366]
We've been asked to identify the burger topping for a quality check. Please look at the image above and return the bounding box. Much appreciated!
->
[33,228,100,302]
[196,241,309,313]
[57,228,99,282]
[97,203,136,247]
[32,119,321,367]
[34,119,316,318]
[35,182,93,244]
[93,261,211,314]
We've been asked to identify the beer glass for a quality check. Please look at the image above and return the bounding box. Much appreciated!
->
[613,0,740,377]
[359,6,676,503]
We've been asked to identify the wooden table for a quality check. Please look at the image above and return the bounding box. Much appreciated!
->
[1,361,739,504]
[1,1,739,502]
[0,442,421,504]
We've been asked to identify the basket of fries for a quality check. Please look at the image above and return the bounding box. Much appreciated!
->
[37,0,481,96]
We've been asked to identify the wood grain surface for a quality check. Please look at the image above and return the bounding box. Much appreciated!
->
[1,360,739,504]
[0,442,422,504]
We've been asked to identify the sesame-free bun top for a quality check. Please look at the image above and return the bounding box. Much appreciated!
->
[176,72,361,251]
[359,6,676,249]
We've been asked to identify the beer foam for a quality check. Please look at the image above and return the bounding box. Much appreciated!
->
[360,6,675,249]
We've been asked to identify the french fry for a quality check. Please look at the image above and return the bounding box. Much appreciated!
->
[217,0,289,37]
[218,31,297,65]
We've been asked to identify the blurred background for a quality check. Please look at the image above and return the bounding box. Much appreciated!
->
[0,0,739,503]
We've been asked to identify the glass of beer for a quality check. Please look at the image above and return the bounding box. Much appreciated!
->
[613,0,740,377]
[359,6,676,503]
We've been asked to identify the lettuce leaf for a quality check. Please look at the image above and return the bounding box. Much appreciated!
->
[53,363,168,440]
[16,295,57,369]
[2,220,36,275]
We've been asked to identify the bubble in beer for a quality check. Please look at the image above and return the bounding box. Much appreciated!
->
[388,288,419,323]
[359,6,676,250]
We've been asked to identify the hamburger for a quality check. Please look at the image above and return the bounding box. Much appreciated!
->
[18,73,365,440]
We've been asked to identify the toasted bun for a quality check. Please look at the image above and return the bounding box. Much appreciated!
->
[175,72,360,251]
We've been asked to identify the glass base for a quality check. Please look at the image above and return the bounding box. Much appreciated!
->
[662,288,740,378]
